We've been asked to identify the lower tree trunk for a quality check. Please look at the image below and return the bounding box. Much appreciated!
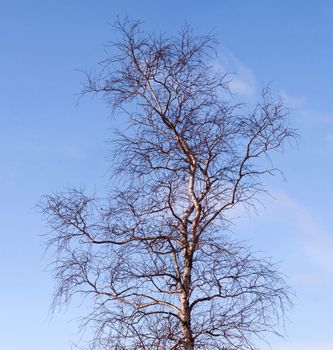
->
[180,258,194,350]
[182,324,194,350]
[180,296,194,350]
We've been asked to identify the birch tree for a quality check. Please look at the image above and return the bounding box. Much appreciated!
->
[41,19,294,350]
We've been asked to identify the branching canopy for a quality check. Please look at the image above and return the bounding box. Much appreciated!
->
[41,18,295,350]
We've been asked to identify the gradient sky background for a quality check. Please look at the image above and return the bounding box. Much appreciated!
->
[1,1,333,349]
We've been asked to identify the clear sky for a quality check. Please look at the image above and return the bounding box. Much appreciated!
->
[1,1,333,349]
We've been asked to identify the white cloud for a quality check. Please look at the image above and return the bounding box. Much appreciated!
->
[213,48,257,98]
[292,271,321,285]
[272,341,333,350]
[279,90,307,109]
[274,191,333,271]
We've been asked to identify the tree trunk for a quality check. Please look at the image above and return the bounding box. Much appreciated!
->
[180,252,194,350]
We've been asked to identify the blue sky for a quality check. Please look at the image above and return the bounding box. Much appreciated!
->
[1,1,333,349]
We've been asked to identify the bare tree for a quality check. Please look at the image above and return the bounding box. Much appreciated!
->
[41,19,295,350]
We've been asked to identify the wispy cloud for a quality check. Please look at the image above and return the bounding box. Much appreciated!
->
[272,341,333,350]
[213,48,257,98]
[16,127,88,161]
[279,90,307,110]
[274,191,333,271]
